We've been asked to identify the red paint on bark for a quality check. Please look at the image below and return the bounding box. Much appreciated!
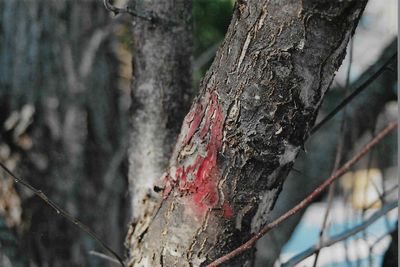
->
[183,102,203,145]
[222,201,234,219]
[169,91,233,216]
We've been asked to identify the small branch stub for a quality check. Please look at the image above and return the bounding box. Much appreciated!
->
[103,0,155,22]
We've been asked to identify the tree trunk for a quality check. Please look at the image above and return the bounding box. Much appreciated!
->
[126,0,367,266]
[127,0,193,230]
[0,1,127,266]
[255,38,398,266]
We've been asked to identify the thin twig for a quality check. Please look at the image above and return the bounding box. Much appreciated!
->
[103,0,154,21]
[0,162,125,267]
[288,201,397,266]
[369,226,395,255]
[206,122,397,267]
[281,201,397,266]
[313,36,354,267]
[365,184,398,211]
[89,250,120,265]
[193,42,221,72]
[79,24,115,79]
[312,174,336,266]
[361,124,377,266]
[313,131,344,266]
[311,52,397,135]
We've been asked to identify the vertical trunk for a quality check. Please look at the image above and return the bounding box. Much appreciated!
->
[0,1,127,266]
[127,0,193,225]
[126,0,367,266]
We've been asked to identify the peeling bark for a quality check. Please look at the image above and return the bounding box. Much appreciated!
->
[126,0,367,266]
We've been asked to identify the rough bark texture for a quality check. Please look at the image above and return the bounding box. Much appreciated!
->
[126,0,367,266]
[255,38,398,266]
[128,0,193,225]
[0,1,127,266]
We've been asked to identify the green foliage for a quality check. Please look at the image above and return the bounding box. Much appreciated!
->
[193,0,233,86]
[193,0,233,56]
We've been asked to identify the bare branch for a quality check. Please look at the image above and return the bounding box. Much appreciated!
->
[0,162,125,267]
[98,138,128,206]
[206,122,397,267]
[282,201,398,267]
[193,42,221,72]
[366,184,398,210]
[311,51,397,135]
[89,251,120,265]
[103,0,154,22]
[79,24,114,79]
[63,43,84,94]
[312,36,354,267]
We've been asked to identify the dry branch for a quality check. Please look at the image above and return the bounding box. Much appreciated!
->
[282,201,398,266]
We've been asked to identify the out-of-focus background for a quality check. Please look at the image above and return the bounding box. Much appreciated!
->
[0,0,397,266]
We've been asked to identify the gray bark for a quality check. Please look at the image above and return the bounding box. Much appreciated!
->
[126,0,368,266]
[128,0,193,223]
[0,1,127,266]
[255,38,398,266]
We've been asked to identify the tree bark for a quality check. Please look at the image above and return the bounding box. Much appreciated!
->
[127,0,193,227]
[126,0,367,266]
[255,38,398,266]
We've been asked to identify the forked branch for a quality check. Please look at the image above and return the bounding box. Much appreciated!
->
[282,201,397,266]
[311,52,397,134]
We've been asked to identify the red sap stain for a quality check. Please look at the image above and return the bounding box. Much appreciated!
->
[170,91,233,217]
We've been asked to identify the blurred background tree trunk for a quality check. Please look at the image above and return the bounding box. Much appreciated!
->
[127,0,193,224]
[0,1,129,266]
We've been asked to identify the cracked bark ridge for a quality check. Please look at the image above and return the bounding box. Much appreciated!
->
[126,0,367,266]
